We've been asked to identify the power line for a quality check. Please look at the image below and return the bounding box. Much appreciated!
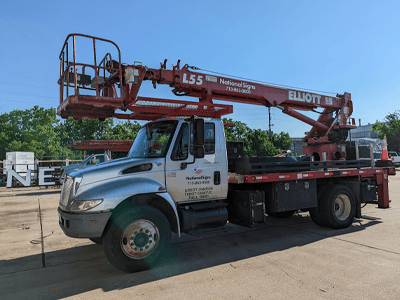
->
[0,90,57,99]
[189,66,337,95]
[1,98,54,103]
[1,81,55,90]
[0,99,55,107]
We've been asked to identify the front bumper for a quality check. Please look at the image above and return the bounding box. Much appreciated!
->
[58,207,112,238]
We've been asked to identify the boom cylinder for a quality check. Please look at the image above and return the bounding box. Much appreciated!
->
[281,107,330,132]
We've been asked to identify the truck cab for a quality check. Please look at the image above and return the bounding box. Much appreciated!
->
[58,117,229,272]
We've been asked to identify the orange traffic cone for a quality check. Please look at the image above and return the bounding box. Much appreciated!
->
[381,135,388,161]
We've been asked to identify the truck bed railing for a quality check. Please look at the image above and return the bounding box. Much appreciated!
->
[231,157,374,174]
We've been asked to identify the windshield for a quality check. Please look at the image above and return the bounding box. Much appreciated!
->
[128,121,177,158]
[81,155,92,164]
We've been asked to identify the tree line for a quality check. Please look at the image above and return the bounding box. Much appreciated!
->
[0,106,140,160]
[222,118,292,156]
[3,106,398,161]
[0,106,304,160]
[372,111,400,152]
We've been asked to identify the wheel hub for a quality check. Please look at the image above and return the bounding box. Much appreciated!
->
[334,194,351,221]
[121,219,159,259]
[134,233,149,248]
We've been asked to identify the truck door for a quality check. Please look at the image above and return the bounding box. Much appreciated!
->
[165,121,227,203]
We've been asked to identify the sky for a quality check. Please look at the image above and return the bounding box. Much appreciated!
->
[1,0,400,138]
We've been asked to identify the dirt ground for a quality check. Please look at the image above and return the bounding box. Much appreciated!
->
[1,172,400,300]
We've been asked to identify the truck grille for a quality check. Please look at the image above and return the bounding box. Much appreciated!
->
[60,177,73,207]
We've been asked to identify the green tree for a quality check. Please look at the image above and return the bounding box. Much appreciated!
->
[55,118,115,145]
[222,118,251,142]
[55,118,141,143]
[0,106,142,160]
[245,129,281,156]
[222,117,291,156]
[372,111,400,151]
[103,120,141,140]
[0,106,70,159]
[271,132,293,152]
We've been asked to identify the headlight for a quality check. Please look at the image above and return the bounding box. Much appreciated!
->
[70,200,103,212]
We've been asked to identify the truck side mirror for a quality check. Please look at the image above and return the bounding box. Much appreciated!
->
[146,125,152,141]
[194,145,205,158]
[194,118,204,146]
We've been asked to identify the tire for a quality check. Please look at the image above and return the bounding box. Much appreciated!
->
[89,237,103,245]
[309,206,326,227]
[309,186,329,227]
[103,206,171,273]
[319,185,356,229]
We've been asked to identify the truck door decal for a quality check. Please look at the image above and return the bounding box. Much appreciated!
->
[166,121,224,202]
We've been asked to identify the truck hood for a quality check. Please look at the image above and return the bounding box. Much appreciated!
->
[70,157,157,186]
[62,163,84,174]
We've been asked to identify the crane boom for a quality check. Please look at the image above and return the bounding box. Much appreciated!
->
[145,63,341,109]
[136,63,355,143]
[57,33,356,160]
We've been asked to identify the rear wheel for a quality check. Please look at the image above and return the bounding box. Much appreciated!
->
[103,206,171,273]
[309,186,329,227]
[319,185,355,229]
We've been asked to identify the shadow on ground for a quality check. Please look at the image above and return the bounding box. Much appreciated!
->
[0,214,382,299]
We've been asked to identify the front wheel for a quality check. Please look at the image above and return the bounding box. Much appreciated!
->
[103,206,171,273]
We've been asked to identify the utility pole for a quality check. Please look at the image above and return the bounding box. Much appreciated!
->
[268,107,273,140]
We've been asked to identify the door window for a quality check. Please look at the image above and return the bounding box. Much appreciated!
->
[171,123,189,161]
[204,123,215,154]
